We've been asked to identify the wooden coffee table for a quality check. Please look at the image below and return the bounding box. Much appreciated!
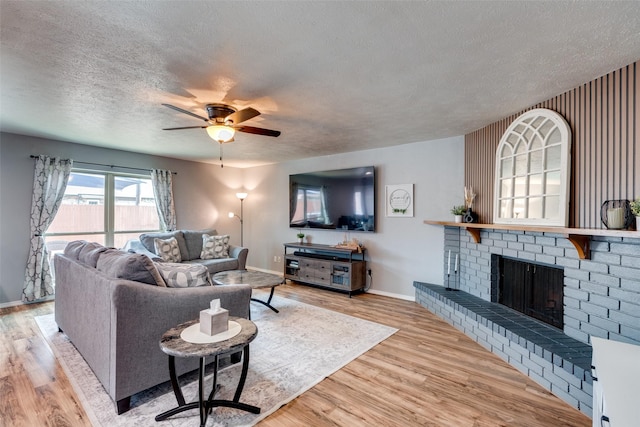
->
[212,270,284,313]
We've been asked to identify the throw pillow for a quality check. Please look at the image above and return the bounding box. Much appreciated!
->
[154,262,211,288]
[154,237,182,262]
[200,234,230,259]
[96,250,166,286]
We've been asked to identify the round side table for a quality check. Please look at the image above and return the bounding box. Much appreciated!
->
[155,316,260,426]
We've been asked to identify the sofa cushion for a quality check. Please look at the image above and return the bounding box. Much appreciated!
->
[154,237,182,263]
[78,242,109,267]
[63,240,88,260]
[96,249,166,286]
[183,228,217,261]
[139,231,188,259]
[184,258,239,275]
[201,234,230,260]
[154,262,211,287]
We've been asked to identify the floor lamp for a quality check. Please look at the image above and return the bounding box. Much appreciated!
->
[229,192,247,246]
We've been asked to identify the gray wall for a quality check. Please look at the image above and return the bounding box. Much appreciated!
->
[1,131,464,305]
[0,132,242,304]
[243,137,465,298]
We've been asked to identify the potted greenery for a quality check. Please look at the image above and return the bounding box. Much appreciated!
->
[451,205,466,223]
[297,232,305,243]
[630,198,640,231]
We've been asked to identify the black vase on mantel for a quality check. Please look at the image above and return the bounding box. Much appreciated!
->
[463,208,478,223]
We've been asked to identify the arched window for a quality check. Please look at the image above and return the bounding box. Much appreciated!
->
[494,109,571,226]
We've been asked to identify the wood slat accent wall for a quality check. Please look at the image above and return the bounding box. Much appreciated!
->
[465,61,639,228]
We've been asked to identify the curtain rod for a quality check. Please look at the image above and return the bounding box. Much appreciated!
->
[30,155,177,175]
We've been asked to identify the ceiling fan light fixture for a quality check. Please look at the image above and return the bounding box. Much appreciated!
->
[206,125,235,143]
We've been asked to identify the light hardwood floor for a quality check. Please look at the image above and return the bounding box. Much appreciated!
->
[0,283,591,426]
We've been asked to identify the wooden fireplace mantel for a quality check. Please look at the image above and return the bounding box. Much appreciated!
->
[424,220,640,260]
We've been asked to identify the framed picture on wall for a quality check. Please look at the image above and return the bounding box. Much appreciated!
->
[386,184,414,217]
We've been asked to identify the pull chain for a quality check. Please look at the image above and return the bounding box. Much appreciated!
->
[219,142,223,168]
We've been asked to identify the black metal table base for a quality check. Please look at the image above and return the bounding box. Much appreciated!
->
[250,285,280,313]
[155,345,260,426]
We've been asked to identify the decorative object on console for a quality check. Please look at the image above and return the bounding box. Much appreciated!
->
[600,200,633,230]
[451,205,466,223]
[296,232,305,244]
[229,192,247,246]
[386,183,414,217]
[630,198,640,231]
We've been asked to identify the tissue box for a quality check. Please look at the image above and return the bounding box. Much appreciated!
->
[199,308,229,336]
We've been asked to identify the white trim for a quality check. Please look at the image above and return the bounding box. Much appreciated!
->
[0,295,55,309]
[493,108,571,226]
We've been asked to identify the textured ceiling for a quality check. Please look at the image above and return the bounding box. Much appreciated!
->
[1,1,640,168]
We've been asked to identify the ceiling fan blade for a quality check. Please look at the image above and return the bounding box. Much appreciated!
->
[235,125,281,137]
[162,126,208,130]
[162,103,210,122]
[226,107,260,125]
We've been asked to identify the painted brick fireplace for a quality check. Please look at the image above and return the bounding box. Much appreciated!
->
[414,226,640,417]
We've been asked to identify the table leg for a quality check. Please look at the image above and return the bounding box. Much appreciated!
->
[155,356,200,422]
[207,344,260,414]
[250,286,280,313]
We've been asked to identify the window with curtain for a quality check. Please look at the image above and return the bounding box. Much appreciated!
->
[493,109,572,226]
[45,170,161,252]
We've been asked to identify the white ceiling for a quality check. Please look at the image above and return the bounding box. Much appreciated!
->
[1,2,639,168]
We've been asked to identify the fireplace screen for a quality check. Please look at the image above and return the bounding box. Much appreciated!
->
[498,257,564,329]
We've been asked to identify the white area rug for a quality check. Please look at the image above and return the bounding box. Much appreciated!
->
[36,295,397,426]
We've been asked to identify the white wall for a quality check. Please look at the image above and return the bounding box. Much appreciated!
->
[0,131,464,304]
[242,136,464,299]
[0,132,242,305]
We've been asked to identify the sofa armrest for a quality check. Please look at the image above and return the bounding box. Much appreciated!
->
[229,245,248,269]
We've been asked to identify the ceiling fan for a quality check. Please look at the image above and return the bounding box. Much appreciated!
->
[162,103,280,143]
[161,103,281,167]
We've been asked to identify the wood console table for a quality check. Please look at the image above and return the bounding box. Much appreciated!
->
[424,220,639,260]
[283,242,366,296]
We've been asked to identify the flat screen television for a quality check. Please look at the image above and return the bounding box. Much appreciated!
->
[289,166,376,232]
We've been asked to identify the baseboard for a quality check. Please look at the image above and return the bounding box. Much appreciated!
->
[365,289,415,302]
[0,294,55,309]
[246,265,283,276]
[246,265,415,302]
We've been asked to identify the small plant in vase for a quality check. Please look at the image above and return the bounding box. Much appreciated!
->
[297,232,305,243]
[630,198,640,231]
[451,205,466,223]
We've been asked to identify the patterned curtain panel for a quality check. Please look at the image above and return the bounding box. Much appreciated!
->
[151,169,177,231]
[22,156,73,302]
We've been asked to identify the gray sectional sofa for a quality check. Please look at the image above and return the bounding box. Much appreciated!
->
[54,240,252,414]
[124,228,248,275]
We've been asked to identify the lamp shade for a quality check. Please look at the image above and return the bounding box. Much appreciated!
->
[206,125,235,143]
[236,192,248,200]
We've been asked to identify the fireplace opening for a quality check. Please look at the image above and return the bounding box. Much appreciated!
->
[493,256,564,330]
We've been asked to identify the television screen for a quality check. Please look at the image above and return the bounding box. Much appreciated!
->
[289,166,376,232]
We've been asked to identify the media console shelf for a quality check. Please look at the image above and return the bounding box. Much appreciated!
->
[283,242,366,296]
[424,220,640,260]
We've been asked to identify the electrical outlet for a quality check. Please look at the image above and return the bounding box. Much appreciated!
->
[277,256,282,262]
[273,255,278,262]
